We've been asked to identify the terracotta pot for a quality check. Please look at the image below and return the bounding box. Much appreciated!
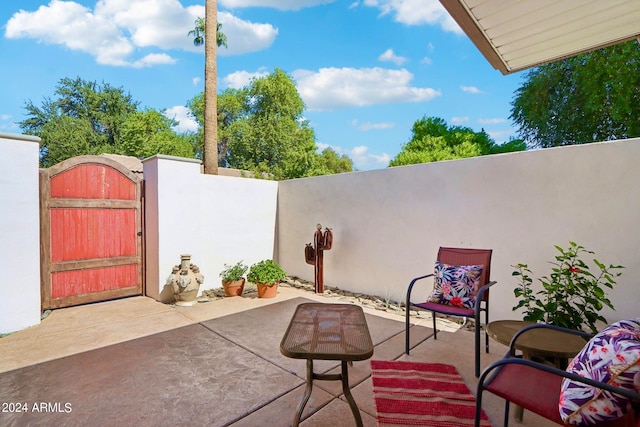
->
[257,282,278,298]
[222,278,245,297]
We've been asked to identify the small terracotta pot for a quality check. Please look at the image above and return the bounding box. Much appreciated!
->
[257,282,278,298]
[222,278,245,297]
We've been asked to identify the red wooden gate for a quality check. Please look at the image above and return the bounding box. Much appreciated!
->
[40,156,143,309]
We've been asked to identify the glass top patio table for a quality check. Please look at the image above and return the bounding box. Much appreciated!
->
[280,302,374,360]
[280,303,374,427]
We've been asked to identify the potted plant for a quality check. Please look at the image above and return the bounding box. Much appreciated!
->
[247,259,286,298]
[219,261,248,297]
[512,241,624,333]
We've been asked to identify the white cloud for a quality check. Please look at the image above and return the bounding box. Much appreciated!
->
[451,116,469,124]
[487,128,516,142]
[364,0,462,33]
[478,118,506,125]
[350,120,395,131]
[4,0,277,67]
[215,11,278,56]
[6,0,137,66]
[164,105,198,133]
[223,68,270,89]
[0,114,18,132]
[421,56,432,65]
[460,85,482,94]
[350,145,391,168]
[130,53,176,68]
[192,77,201,86]
[293,67,440,111]
[378,48,407,65]
[220,0,336,10]
[319,142,391,169]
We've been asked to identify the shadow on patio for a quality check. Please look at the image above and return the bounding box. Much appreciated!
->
[0,285,557,427]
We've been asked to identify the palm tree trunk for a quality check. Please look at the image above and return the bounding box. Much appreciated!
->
[203,0,218,174]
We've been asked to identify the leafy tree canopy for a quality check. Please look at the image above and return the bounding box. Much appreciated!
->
[120,109,194,159]
[310,147,354,176]
[511,40,640,148]
[20,77,193,167]
[188,17,227,48]
[389,116,525,167]
[188,69,354,179]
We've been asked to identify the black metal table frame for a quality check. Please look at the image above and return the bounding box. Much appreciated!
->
[280,303,373,427]
[296,359,361,427]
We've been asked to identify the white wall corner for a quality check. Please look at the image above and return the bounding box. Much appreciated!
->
[0,133,42,333]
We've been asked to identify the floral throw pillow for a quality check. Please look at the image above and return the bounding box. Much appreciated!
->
[559,318,640,425]
[427,262,483,309]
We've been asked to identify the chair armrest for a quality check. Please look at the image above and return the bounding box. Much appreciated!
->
[474,280,497,315]
[476,280,497,299]
[406,274,434,307]
[481,356,640,403]
[509,323,593,355]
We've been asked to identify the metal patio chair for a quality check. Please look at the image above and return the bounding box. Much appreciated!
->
[405,247,496,377]
[475,323,640,427]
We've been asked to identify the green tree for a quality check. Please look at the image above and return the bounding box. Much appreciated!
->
[226,69,317,179]
[188,17,227,49]
[119,109,193,158]
[511,40,640,148]
[187,69,353,179]
[21,77,139,167]
[309,147,354,176]
[21,77,193,167]
[389,116,523,166]
[186,87,245,166]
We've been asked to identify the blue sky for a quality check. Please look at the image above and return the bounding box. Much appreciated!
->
[0,0,525,170]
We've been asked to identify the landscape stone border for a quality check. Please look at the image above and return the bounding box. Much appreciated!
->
[200,276,472,332]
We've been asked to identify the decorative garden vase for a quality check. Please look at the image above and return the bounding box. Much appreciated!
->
[166,254,204,306]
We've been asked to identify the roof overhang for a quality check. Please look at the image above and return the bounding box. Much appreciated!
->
[440,0,640,74]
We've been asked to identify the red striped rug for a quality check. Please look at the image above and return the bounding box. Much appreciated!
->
[370,360,491,427]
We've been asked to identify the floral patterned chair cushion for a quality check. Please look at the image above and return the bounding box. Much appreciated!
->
[559,318,640,425]
[426,262,483,309]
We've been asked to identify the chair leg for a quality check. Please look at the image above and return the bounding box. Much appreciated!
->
[475,322,480,377]
[474,390,483,427]
[405,303,411,354]
[485,328,490,353]
[503,401,510,427]
[432,311,438,340]
[484,305,490,353]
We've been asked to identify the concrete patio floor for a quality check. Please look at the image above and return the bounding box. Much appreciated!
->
[0,285,556,426]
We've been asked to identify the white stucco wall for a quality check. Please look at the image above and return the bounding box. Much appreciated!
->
[143,155,202,302]
[143,156,278,301]
[0,132,42,334]
[277,138,640,324]
[6,137,638,333]
[200,174,278,286]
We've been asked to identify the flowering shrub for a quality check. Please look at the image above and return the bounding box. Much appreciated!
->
[512,242,624,333]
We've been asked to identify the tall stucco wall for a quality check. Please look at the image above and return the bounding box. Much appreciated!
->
[143,155,202,302]
[0,132,41,333]
[277,138,640,324]
[143,156,278,301]
[199,175,278,285]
